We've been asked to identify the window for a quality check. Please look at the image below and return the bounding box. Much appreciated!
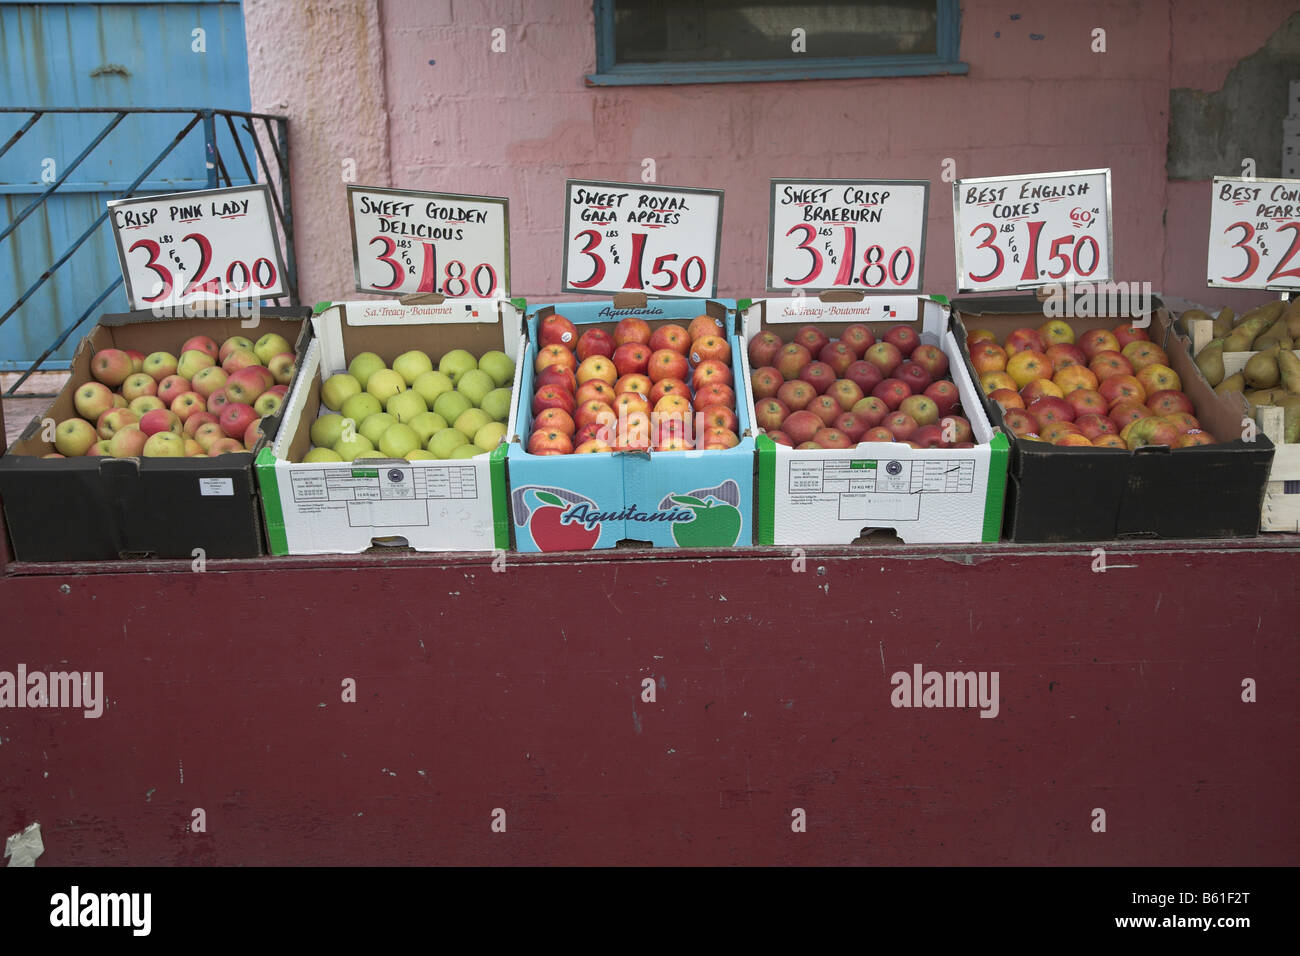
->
[589,0,966,86]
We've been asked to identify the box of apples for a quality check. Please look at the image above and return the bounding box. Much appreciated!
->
[952,294,1273,541]
[506,296,754,552]
[0,307,311,561]
[255,298,526,555]
[740,295,1009,545]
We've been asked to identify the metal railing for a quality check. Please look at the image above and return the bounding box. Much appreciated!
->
[0,107,298,395]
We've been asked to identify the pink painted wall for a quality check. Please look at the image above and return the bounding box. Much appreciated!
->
[245,0,1296,309]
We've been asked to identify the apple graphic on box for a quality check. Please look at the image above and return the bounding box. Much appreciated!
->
[412,370,454,407]
[321,373,362,411]
[359,413,397,446]
[342,392,383,423]
[253,333,292,365]
[177,349,215,380]
[55,418,97,456]
[219,335,254,362]
[347,352,387,389]
[480,387,513,423]
[392,350,433,385]
[91,348,133,387]
[669,493,743,548]
[439,349,478,384]
[477,350,516,388]
[366,368,406,403]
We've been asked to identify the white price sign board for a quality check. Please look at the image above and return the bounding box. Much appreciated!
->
[108,185,287,310]
[1207,176,1300,290]
[952,168,1112,293]
[348,185,509,298]
[767,179,928,293]
[562,180,722,298]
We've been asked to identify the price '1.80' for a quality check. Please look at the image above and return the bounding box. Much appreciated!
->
[784,224,916,288]
[368,236,499,297]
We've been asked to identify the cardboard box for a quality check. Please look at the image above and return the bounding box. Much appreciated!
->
[740,295,1009,545]
[0,307,311,561]
[256,298,526,554]
[1181,315,1300,532]
[953,295,1274,541]
[507,296,753,551]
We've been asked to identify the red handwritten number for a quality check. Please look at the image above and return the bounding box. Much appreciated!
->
[681,256,706,293]
[180,233,223,297]
[889,247,916,286]
[650,254,678,292]
[570,230,606,288]
[1073,237,1099,277]
[129,239,173,302]
[1045,235,1073,279]
[623,232,648,290]
[1266,222,1300,283]
[1222,222,1259,283]
[832,226,855,286]
[370,236,405,291]
[968,224,1004,283]
[1020,220,1046,282]
[785,224,823,285]
[416,242,437,294]
[471,263,498,297]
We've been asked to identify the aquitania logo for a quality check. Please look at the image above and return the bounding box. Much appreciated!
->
[0,665,104,719]
[890,663,1000,719]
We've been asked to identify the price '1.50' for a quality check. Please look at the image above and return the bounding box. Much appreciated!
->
[784,224,916,287]
[369,236,499,296]
[966,220,1100,284]
[131,233,278,301]
[570,230,708,292]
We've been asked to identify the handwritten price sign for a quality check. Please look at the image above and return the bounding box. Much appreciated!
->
[348,186,509,298]
[952,168,1112,294]
[767,179,928,293]
[562,180,723,298]
[108,185,287,310]
[1207,176,1300,291]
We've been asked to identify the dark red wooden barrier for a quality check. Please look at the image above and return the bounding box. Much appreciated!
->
[1,538,1296,865]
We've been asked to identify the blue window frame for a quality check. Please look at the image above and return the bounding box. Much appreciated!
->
[588,0,967,86]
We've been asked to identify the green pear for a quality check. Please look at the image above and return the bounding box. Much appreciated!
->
[359,413,397,446]
[341,392,383,423]
[305,447,344,463]
[428,427,469,459]
[412,370,454,407]
[333,434,375,461]
[347,352,387,389]
[392,350,434,386]
[408,411,448,445]
[433,391,472,425]
[474,421,508,452]
[320,373,361,411]
[386,389,428,424]
[310,413,349,449]
[439,349,477,385]
[477,350,516,387]
[454,407,493,439]
[378,423,422,458]
[366,368,406,403]
[480,387,513,423]
[456,369,496,408]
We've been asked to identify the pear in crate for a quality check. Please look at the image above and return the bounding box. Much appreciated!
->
[1195,339,1224,387]
[1244,344,1281,389]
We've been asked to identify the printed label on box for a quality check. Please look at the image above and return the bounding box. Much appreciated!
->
[199,478,234,497]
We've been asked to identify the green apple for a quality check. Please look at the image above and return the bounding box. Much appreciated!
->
[392,349,433,386]
[366,368,406,403]
[456,369,495,408]
[454,407,492,439]
[333,434,375,461]
[254,333,292,365]
[405,449,437,461]
[477,350,515,388]
[427,428,469,459]
[341,392,383,423]
[359,412,397,446]
[321,373,362,411]
[474,421,509,453]
[386,389,428,424]
[412,369,454,407]
[433,391,472,425]
[378,423,421,458]
[438,349,477,385]
[347,351,387,389]
[479,387,513,423]
[408,411,448,445]
[305,447,344,463]
[310,413,349,449]
[450,445,484,459]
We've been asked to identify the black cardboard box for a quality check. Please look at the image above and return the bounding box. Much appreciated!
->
[0,307,311,561]
[952,294,1274,542]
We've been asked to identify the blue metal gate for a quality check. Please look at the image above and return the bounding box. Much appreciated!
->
[0,0,292,375]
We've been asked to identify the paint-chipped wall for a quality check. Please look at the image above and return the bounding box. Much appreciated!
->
[244,0,1299,307]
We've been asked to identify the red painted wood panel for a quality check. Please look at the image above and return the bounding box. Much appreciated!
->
[1,540,1296,865]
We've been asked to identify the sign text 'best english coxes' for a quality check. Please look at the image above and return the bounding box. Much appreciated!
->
[952,169,1112,294]
[108,185,287,311]
[562,180,722,298]
[348,185,510,298]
